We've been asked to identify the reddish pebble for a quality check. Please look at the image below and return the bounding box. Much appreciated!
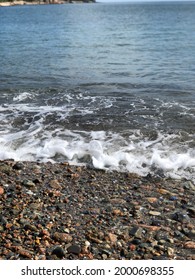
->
[129,244,136,251]
[0,187,4,195]
[184,241,195,249]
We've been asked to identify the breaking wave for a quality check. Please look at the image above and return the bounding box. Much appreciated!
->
[0,89,194,182]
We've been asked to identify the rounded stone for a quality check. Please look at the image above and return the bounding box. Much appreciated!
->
[149,211,161,216]
[12,162,24,170]
[51,246,65,258]
[171,212,190,222]
[67,245,81,255]
[53,232,73,243]
[0,187,4,195]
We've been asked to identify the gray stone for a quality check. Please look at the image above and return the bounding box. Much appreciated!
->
[171,212,190,222]
[129,227,143,239]
[22,180,36,188]
[67,245,81,255]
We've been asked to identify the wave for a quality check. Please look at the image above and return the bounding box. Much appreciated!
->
[0,126,194,182]
[0,90,194,182]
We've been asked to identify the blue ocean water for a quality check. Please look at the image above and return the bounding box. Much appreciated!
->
[0,2,195,180]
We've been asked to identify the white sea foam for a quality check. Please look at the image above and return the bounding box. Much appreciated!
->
[13,92,33,102]
[0,126,194,182]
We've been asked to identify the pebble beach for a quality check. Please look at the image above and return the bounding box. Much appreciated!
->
[0,160,194,260]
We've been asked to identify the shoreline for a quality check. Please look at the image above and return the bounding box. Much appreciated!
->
[0,159,194,260]
[0,0,95,7]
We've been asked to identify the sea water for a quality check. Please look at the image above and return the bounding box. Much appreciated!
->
[0,1,195,181]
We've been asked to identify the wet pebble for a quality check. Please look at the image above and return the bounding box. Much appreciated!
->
[12,162,24,170]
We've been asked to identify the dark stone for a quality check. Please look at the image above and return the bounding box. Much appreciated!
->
[155,231,168,241]
[22,180,36,188]
[182,228,195,239]
[169,196,178,201]
[24,223,39,232]
[171,212,190,222]
[91,247,100,256]
[129,227,143,238]
[153,255,169,260]
[67,245,81,255]
[101,249,112,256]
[151,219,161,226]
[0,163,12,174]
[139,243,150,249]
[0,215,8,225]
[13,162,24,170]
[33,178,41,184]
[51,246,65,258]
[187,207,195,218]
[174,230,186,240]
[131,239,141,245]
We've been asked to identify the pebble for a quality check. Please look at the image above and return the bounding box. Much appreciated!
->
[149,211,161,216]
[167,247,174,256]
[171,212,190,222]
[169,196,178,201]
[108,233,118,243]
[22,180,36,188]
[147,197,158,203]
[151,220,161,226]
[158,188,170,195]
[18,248,33,259]
[129,227,143,239]
[0,187,4,195]
[49,180,62,189]
[112,209,123,216]
[0,215,8,225]
[12,162,24,170]
[24,223,39,232]
[51,246,65,258]
[0,163,12,174]
[187,207,195,218]
[53,232,73,243]
[129,244,136,251]
[67,245,81,255]
[184,241,195,249]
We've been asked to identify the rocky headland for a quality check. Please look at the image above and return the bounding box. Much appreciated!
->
[0,0,95,7]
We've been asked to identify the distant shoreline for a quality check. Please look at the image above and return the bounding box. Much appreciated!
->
[0,0,96,7]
